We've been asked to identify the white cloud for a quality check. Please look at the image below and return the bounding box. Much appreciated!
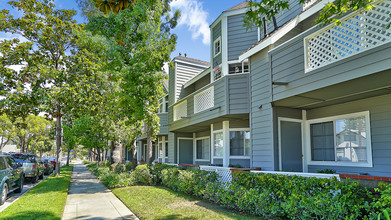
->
[170,0,210,45]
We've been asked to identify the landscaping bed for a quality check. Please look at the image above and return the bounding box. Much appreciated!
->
[0,165,73,220]
[86,162,391,219]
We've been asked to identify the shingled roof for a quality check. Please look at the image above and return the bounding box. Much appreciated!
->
[175,55,210,67]
[225,1,249,12]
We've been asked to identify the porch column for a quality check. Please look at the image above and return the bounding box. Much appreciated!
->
[137,141,142,162]
[302,110,308,172]
[223,121,230,167]
[162,136,166,163]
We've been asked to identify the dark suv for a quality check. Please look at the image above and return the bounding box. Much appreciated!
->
[0,155,24,205]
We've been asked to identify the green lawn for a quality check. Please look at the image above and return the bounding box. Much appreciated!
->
[0,165,73,220]
[112,185,260,220]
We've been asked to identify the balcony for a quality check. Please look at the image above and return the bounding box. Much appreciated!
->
[170,73,250,132]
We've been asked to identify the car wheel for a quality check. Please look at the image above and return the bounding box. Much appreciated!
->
[0,183,8,205]
[15,175,24,193]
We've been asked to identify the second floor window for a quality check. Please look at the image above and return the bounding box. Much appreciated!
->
[214,37,221,57]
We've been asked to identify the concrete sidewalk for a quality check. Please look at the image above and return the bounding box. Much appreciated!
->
[62,162,138,220]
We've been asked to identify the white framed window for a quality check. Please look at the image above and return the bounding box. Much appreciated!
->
[214,37,221,57]
[195,137,210,161]
[213,131,223,157]
[228,60,249,74]
[158,142,163,159]
[229,130,250,157]
[305,111,372,167]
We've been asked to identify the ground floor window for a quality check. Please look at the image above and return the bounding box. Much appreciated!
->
[213,132,223,157]
[230,131,250,156]
[158,143,163,158]
[196,137,210,160]
[307,111,372,167]
[165,141,168,158]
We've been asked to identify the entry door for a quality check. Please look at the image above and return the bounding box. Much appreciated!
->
[280,119,303,172]
[178,139,193,164]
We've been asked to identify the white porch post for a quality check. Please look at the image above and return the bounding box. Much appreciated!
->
[302,110,308,172]
[137,141,142,162]
[162,136,166,163]
[223,121,230,167]
[211,124,214,164]
[193,133,196,164]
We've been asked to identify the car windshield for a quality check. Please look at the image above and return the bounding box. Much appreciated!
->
[13,154,36,163]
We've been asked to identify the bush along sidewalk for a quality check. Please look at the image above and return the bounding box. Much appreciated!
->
[86,162,391,219]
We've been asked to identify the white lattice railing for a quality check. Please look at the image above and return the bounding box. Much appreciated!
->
[173,100,187,121]
[200,166,232,184]
[305,0,391,72]
[303,0,318,10]
[194,86,214,114]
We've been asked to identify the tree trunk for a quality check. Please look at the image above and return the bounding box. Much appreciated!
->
[55,105,62,176]
[111,140,122,165]
[66,148,70,166]
[146,125,153,164]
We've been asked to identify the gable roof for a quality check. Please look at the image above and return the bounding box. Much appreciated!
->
[175,55,210,67]
[225,1,249,12]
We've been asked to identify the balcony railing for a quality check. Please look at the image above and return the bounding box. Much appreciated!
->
[304,0,391,72]
[194,86,214,114]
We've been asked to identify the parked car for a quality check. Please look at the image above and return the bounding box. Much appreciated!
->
[0,155,24,205]
[12,153,44,183]
[48,157,57,170]
[41,159,54,175]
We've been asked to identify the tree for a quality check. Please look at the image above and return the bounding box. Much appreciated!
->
[0,114,16,151]
[0,0,105,175]
[244,0,378,29]
[83,0,179,164]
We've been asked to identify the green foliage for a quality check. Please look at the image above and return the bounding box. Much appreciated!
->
[316,168,336,174]
[132,164,153,185]
[86,162,135,188]
[0,114,16,150]
[366,183,391,219]
[244,0,379,30]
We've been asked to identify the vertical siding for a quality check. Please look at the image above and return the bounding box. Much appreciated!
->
[169,67,175,106]
[250,48,275,170]
[157,113,168,135]
[228,74,250,114]
[168,132,175,163]
[227,14,258,61]
[306,94,391,177]
[212,21,222,65]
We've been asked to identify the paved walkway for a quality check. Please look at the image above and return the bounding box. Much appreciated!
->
[62,162,138,220]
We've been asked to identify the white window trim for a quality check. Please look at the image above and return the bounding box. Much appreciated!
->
[229,128,251,158]
[212,129,224,158]
[213,36,221,58]
[195,136,211,161]
[305,111,373,167]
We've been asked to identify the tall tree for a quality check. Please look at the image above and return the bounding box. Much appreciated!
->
[0,114,16,151]
[83,0,179,164]
[0,0,105,175]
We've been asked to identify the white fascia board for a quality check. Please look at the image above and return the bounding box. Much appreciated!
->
[238,0,334,61]
[184,68,211,88]
[175,58,209,69]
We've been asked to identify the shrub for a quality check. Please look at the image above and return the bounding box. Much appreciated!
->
[125,162,133,171]
[132,164,153,185]
[366,182,391,219]
[114,163,127,173]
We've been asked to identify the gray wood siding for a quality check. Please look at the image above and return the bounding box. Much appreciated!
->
[175,62,205,102]
[213,21,222,65]
[306,94,391,177]
[227,14,258,61]
[259,0,302,40]
[195,73,211,91]
[169,74,250,131]
[250,49,275,170]
[169,67,175,106]
[228,74,250,114]
[157,113,168,135]
[168,132,175,163]
[270,28,391,101]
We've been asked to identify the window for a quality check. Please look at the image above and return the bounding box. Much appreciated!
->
[213,132,223,157]
[214,37,221,57]
[307,111,372,167]
[228,61,249,74]
[230,131,250,156]
[196,138,210,160]
[158,143,163,158]
[165,142,168,158]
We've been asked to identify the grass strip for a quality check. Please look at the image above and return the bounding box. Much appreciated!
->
[112,185,260,220]
[0,165,73,220]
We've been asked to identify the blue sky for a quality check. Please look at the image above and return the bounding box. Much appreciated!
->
[0,0,246,63]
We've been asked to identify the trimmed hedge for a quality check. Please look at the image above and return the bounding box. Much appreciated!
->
[86,162,391,219]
